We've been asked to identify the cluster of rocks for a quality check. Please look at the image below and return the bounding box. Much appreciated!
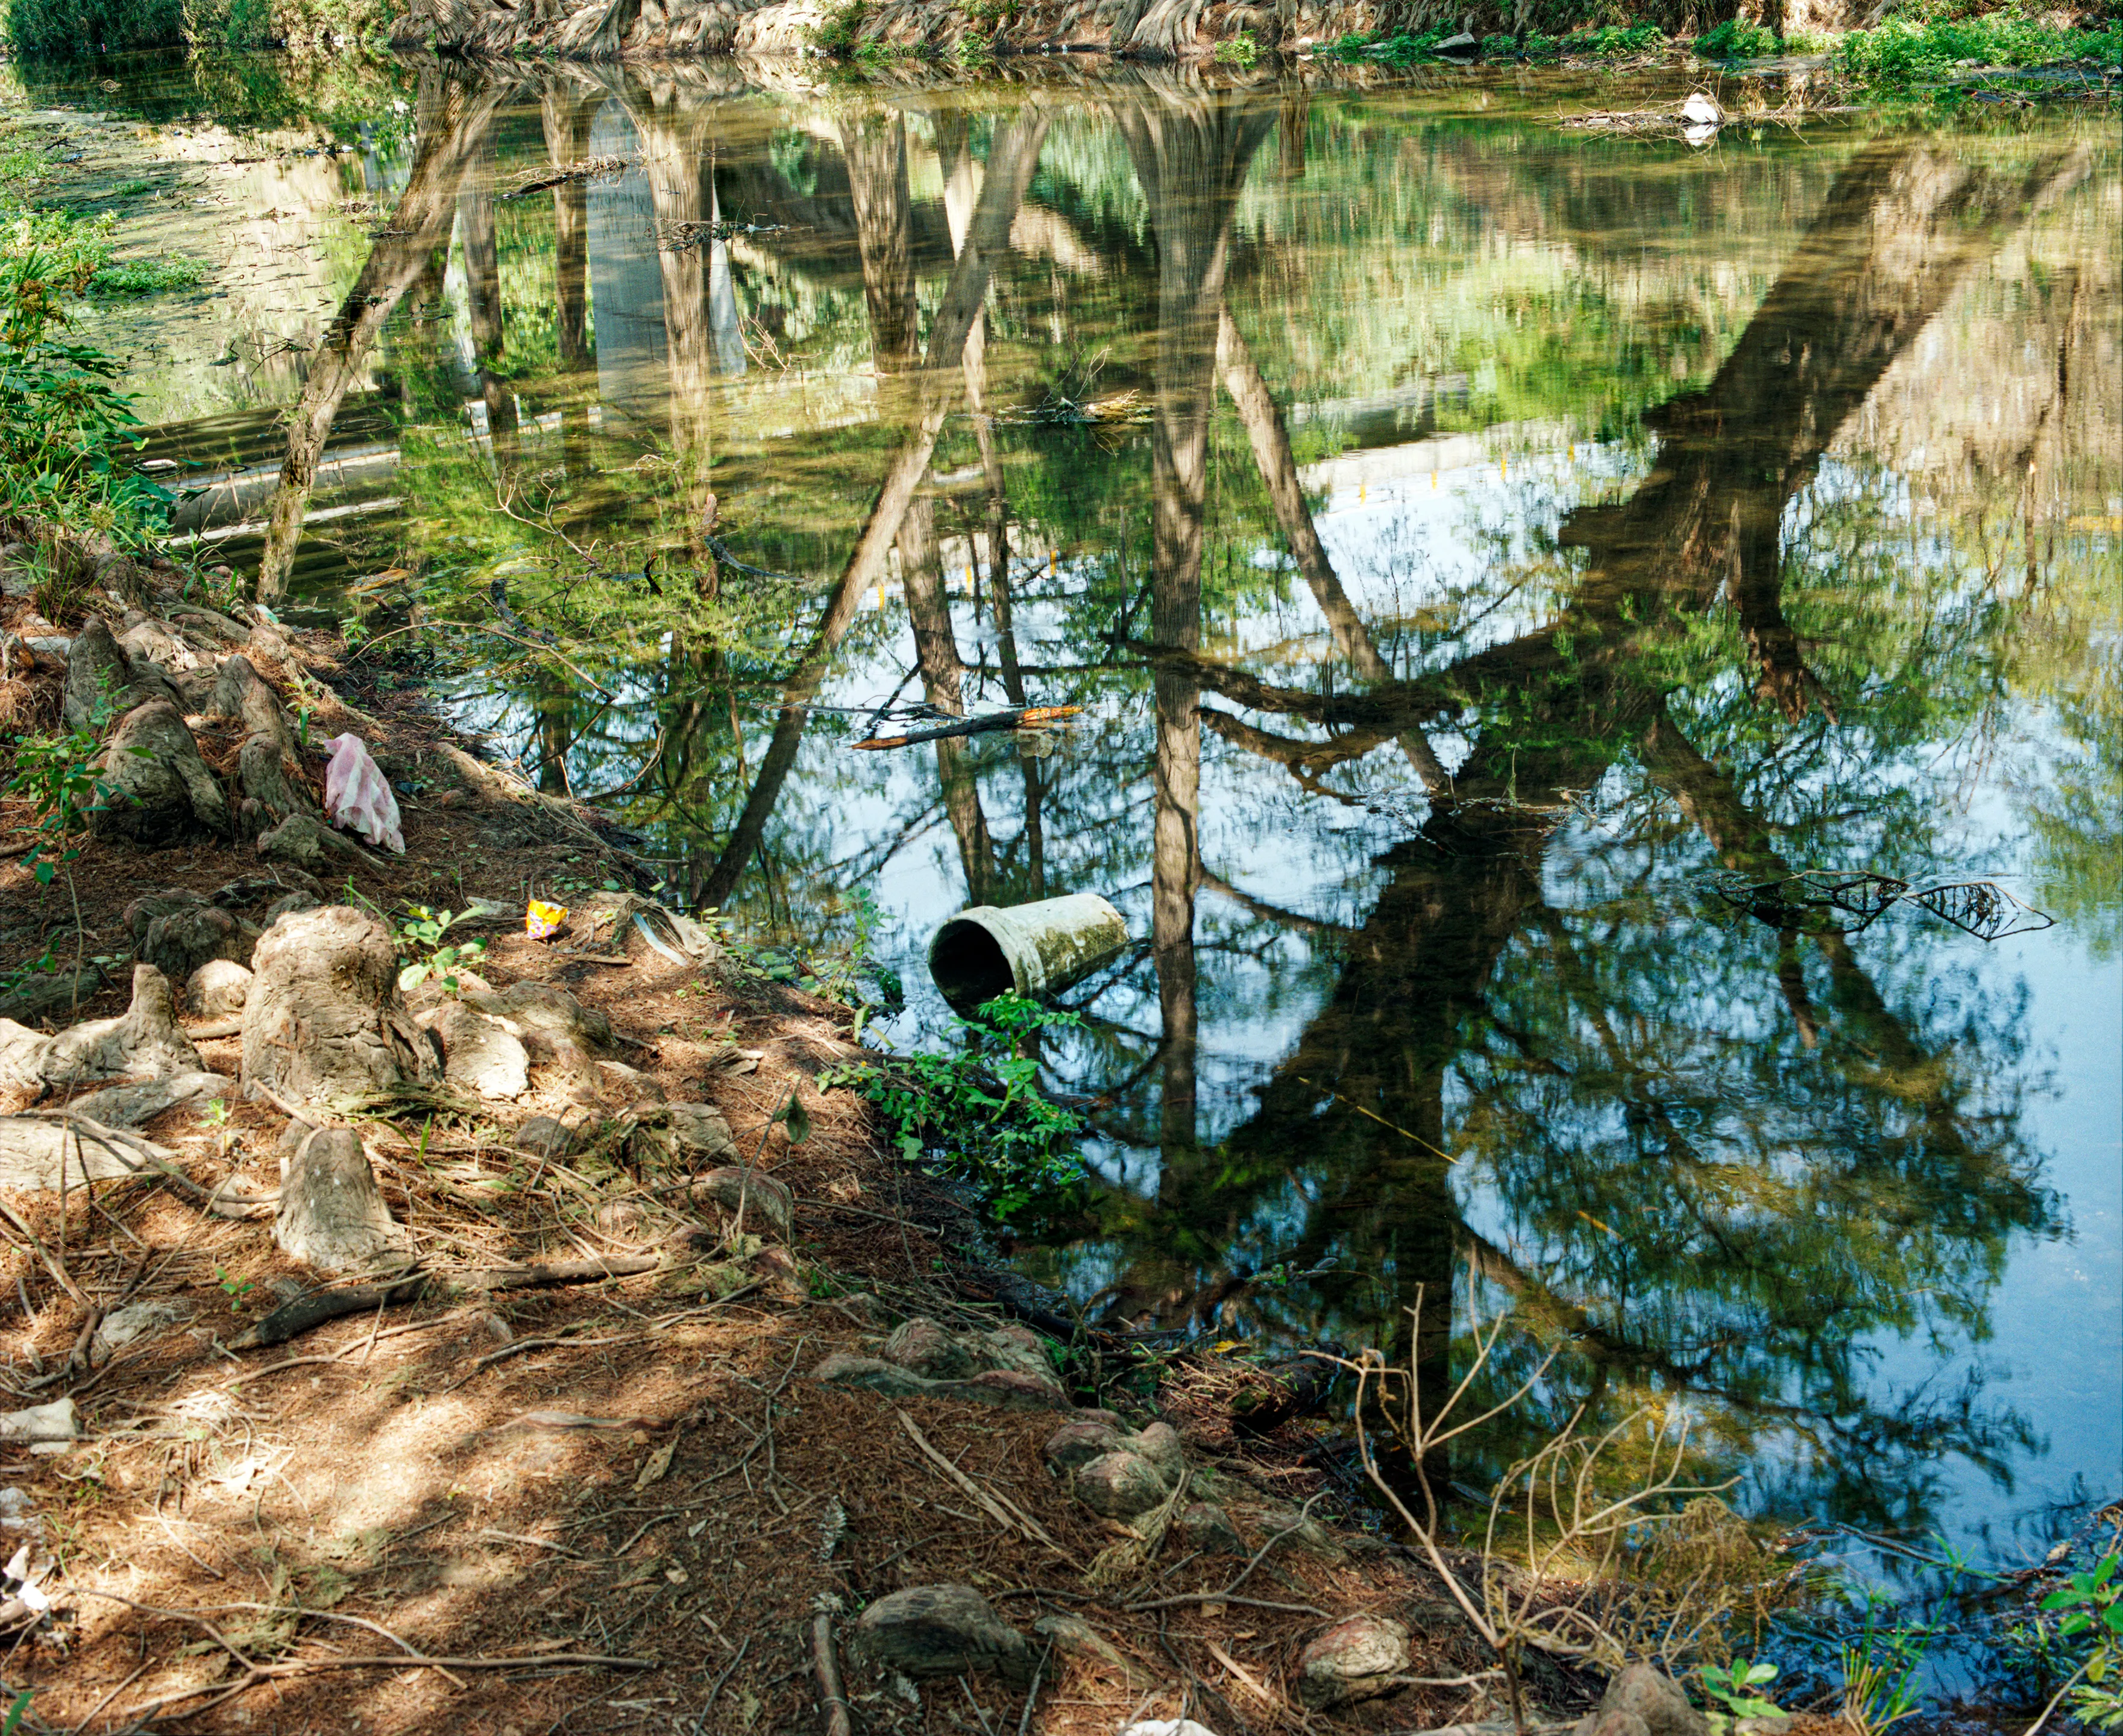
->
[811,1312,1074,1411]
[848,1574,1729,1732]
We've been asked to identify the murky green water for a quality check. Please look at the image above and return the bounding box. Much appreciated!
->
[34,52,2121,1592]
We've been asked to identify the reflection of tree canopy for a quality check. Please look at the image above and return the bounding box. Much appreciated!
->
[225,68,2119,1539]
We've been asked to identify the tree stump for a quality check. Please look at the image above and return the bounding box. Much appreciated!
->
[241,905,441,1112]
[275,1126,402,1271]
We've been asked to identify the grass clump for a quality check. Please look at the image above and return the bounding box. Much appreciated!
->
[2,0,181,51]
[86,253,209,295]
[1212,27,1259,63]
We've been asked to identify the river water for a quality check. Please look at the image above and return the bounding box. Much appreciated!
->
[27,52,2121,1593]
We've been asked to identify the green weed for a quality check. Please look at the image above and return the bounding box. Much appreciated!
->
[5,726,124,888]
[1212,28,1259,64]
[2041,1554,2123,1729]
[1835,10,2123,85]
[820,993,1086,1219]
[1693,16,1778,58]
[88,254,209,295]
[393,906,488,993]
[0,248,166,537]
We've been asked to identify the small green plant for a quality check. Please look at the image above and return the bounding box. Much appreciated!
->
[1212,28,1258,64]
[394,906,488,992]
[1699,1659,1781,1730]
[213,1264,256,1313]
[1694,17,1779,58]
[7,726,122,888]
[1,1687,31,1734]
[2042,1553,2123,1729]
[820,993,1086,1218]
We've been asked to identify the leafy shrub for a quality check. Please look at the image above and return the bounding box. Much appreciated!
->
[1212,27,1259,63]
[1562,20,1666,54]
[820,994,1087,1218]
[0,249,163,535]
[1836,10,2123,83]
[1694,16,1778,58]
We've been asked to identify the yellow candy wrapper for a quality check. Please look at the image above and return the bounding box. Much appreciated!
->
[525,899,569,940]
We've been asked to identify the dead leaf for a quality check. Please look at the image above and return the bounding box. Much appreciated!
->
[634,1430,680,1490]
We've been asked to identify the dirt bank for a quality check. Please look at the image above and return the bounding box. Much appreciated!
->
[0,532,1641,1735]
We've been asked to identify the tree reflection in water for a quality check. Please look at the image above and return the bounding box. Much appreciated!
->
[215,68,2116,1542]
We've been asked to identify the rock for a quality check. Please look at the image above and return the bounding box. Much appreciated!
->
[186,959,253,1018]
[93,700,229,841]
[1575,1716,1653,1736]
[0,963,105,1027]
[64,1071,231,1127]
[63,617,179,735]
[1131,1420,1185,1488]
[1030,1614,1156,1690]
[0,1023,47,1093]
[1072,1451,1171,1523]
[599,1060,663,1103]
[885,1315,977,1381]
[262,890,322,925]
[137,901,254,985]
[1041,1416,1180,1486]
[809,1353,1075,1414]
[1042,1417,1129,1476]
[209,655,294,750]
[34,964,203,1087]
[872,1315,1063,1397]
[275,1125,403,1271]
[93,1299,192,1357]
[634,1102,737,1168]
[1581,1664,1706,1736]
[0,1116,165,1190]
[118,617,205,676]
[124,889,205,941]
[692,1166,793,1237]
[0,1398,77,1455]
[236,732,318,838]
[211,870,323,908]
[594,1197,652,1238]
[852,1585,1032,1685]
[1175,1502,1248,1555]
[241,905,441,1112]
[1295,1614,1411,1709]
[465,983,613,1051]
[515,1116,577,1158]
[0,1487,34,1530]
[1119,1723,1221,1736]
[256,811,366,870]
[426,1001,530,1101]
[1434,28,1478,51]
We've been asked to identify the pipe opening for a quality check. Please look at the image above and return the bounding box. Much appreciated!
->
[929,918,1016,1013]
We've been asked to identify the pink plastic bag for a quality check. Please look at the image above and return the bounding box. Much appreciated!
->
[319,733,404,854]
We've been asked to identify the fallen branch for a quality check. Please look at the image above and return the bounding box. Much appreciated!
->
[812,1611,852,1736]
[896,1408,1075,1560]
[227,1252,674,1351]
[851,705,1081,751]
